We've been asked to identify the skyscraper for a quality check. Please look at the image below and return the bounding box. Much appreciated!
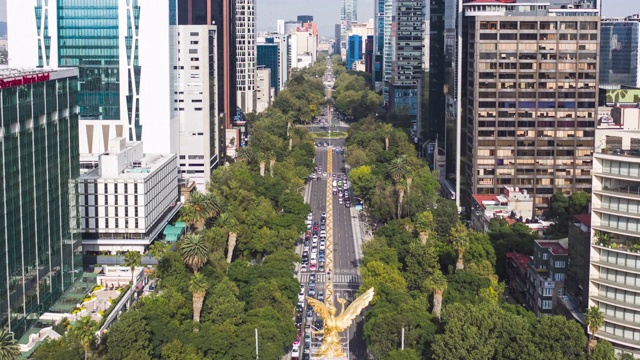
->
[8,0,177,158]
[600,15,640,89]
[257,43,280,95]
[341,0,358,50]
[334,24,342,55]
[236,0,257,113]
[0,68,81,336]
[460,0,599,211]
[347,35,363,69]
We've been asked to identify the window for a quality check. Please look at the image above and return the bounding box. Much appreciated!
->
[554,261,565,268]
[542,253,549,260]
[554,273,565,281]
[189,49,198,54]
[542,300,552,309]
[190,32,199,36]
[543,287,553,296]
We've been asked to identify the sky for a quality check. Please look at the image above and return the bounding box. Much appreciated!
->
[0,0,638,36]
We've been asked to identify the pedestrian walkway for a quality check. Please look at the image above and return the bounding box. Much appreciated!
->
[300,273,361,285]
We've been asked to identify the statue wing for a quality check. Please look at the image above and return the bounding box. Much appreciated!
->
[306,296,330,322]
[335,287,375,331]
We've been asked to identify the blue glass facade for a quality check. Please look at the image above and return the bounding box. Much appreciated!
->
[600,20,640,88]
[347,35,362,69]
[257,43,279,95]
[56,0,122,121]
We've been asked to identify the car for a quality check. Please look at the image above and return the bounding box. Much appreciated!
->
[320,230,326,237]
[318,262,325,272]
[298,286,306,301]
[310,173,316,179]
[320,241,326,250]
[322,172,327,178]
[312,235,318,243]
[332,173,336,178]
[313,224,319,231]
[309,274,316,282]
[307,213,313,221]
[297,303,304,312]
[317,290,325,302]
[332,180,337,187]
[338,181,343,187]
[343,183,348,190]
[345,202,351,208]
[311,246,318,255]
[338,192,343,199]
[306,309,313,321]
[306,224,312,231]
[320,224,326,231]
[312,230,318,236]
[304,332,311,344]
[292,346,300,358]
[308,284,316,297]
[338,198,343,204]
[314,318,324,330]
[320,217,326,224]
[332,187,337,194]
[296,314,303,326]
[300,263,308,272]
[319,253,325,262]
[303,244,309,252]
[310,263,317,271]
[302,250,309,258]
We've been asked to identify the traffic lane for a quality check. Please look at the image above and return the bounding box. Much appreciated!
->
[330,146,358,272]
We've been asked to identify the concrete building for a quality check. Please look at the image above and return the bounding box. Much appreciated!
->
[0,68,81,336]
[526,239,569,317]
[75,138,180,254]
[175,25,225,190]
[600,14,640,89]
[589,123,640,353]
[566,214,592,312]
[470,186,544,234]
[236,0,257,113]
[294,22,319,63]
[347,35,362,69]
[256,67,272,113]
[506,252,533,306]
[8,0,177,160]
[460,0,600,212]
[277,19,285,34]
[334,24,342,55]
[341,0,358,50]
[260,34,291,92]
[284,20,301,35]
[349,19,374,52]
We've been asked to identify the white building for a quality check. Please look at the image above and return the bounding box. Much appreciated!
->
[8,0,177,161]
[174,25,224,191]
[589,123,640,353]
[277,19,285,34]
[256,67,272,113]
[294,23,318,63]
[236,0,257,113]
[75,138,180,254]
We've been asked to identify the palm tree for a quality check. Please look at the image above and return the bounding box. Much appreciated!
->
[414,211,435,245]
[124,251,142,306]
[427,271,448,320]
[70,316,98,360]
[449,223,468,272]
[268,151,276,177]
[585,306,604,352]
[0,329,20,360]
[148,241,167,261]
[257,152,267,177]
[236,147,253,164]
[179,233,210,273]
[184,191,220,230]
[189,272,209,323]
[216,213,240,264]
[388,155,408,219]
[381,123,393,151]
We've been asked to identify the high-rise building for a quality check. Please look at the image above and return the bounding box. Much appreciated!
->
[347,35,362,69]
[589,121,640,352]
[365,35,374,74]
[8,0,177,159]
[334,24,342,55]
[600,15,640,89]
[236,0,256,113]
[0,68,81,336]
[461,0,599,212]
[277,19,286,34]
[389,0,424,130]
[256,67,272,113]
[175,25,225,189]
[341,0,358,50]
[284,20,302,35]
[382,0,394,102]
[257,43,280,95]
[298,15,314,24]
[373,0,386,88]
[178,0,237,129]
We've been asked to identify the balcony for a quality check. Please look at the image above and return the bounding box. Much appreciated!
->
[593,324,640,350]
[591,260,640,276]
[591,295,640,312]
[591,277,640,294]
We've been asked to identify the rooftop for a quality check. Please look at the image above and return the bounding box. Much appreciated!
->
[574,214,592,227]
[0,67,78,88]
[81,153,173,180]
[537,240,569,256]
[506,252,532,272]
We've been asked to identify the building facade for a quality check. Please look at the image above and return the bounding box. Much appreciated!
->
[236,0,256,113]
[8,0,177,158]
[0,68,82,335]
[461,1,599,212]
[347,35,362,69]
[589,127,640,352]
[566,214,591,312]
[334,24,342,55]
[175,25,224,190]
[257,43,280,95]
[341,0,358,50]
[255,67,272,113]
[297,15,314,24]
[75,139,179,254]
[600,15,640,89]
[526,239,569,317]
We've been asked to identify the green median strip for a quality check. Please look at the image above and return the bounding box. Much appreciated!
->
[310,131,347,138]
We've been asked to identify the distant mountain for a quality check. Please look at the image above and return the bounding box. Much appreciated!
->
[0,22,6,37]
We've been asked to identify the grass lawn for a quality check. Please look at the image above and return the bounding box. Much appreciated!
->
[310,131,347,138]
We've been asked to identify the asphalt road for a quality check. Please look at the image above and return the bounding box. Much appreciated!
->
[300,138,365,359]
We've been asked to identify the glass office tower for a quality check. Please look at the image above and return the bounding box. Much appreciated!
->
[0,68,81,336]
[600,15,640,88]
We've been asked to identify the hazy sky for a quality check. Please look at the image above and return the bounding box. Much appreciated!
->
[0,0,638,36]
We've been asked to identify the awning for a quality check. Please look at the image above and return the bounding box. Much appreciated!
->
[163,223,185,242]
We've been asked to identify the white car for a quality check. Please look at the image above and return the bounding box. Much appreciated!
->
[338,198,343,204]
[320,241,326,250]
[313,235,319,243]
[298,286,306,302]
[307,213,313,221]
[320,230,326,237]
[332,180,337,187]
[292,346,300,358]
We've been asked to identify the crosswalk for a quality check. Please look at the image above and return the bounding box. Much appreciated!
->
[300,273,361,285]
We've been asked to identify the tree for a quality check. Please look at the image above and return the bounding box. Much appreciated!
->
[106,310,152,360]
[180,191,220,230]
[0,329,20,360]
[236,146,254,164]
[124,251,142,306]
[449,223,469,271]
[188,272,209,323]
[216,212,240,264]
[388,155,408,219]
[426,270,448,320]
[585,306,605,351]
[161,339,201,360]
[381,123,393,151]
[69,316,97,360]
[386,348,421,360]
[257,152,267,177]
[590,340,615,360]
[179,233,210,273]
[147,241,168,261]
[403,241,438,291]
[414,211,436,245]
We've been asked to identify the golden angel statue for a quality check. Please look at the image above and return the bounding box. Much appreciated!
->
[306,287,375,358]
